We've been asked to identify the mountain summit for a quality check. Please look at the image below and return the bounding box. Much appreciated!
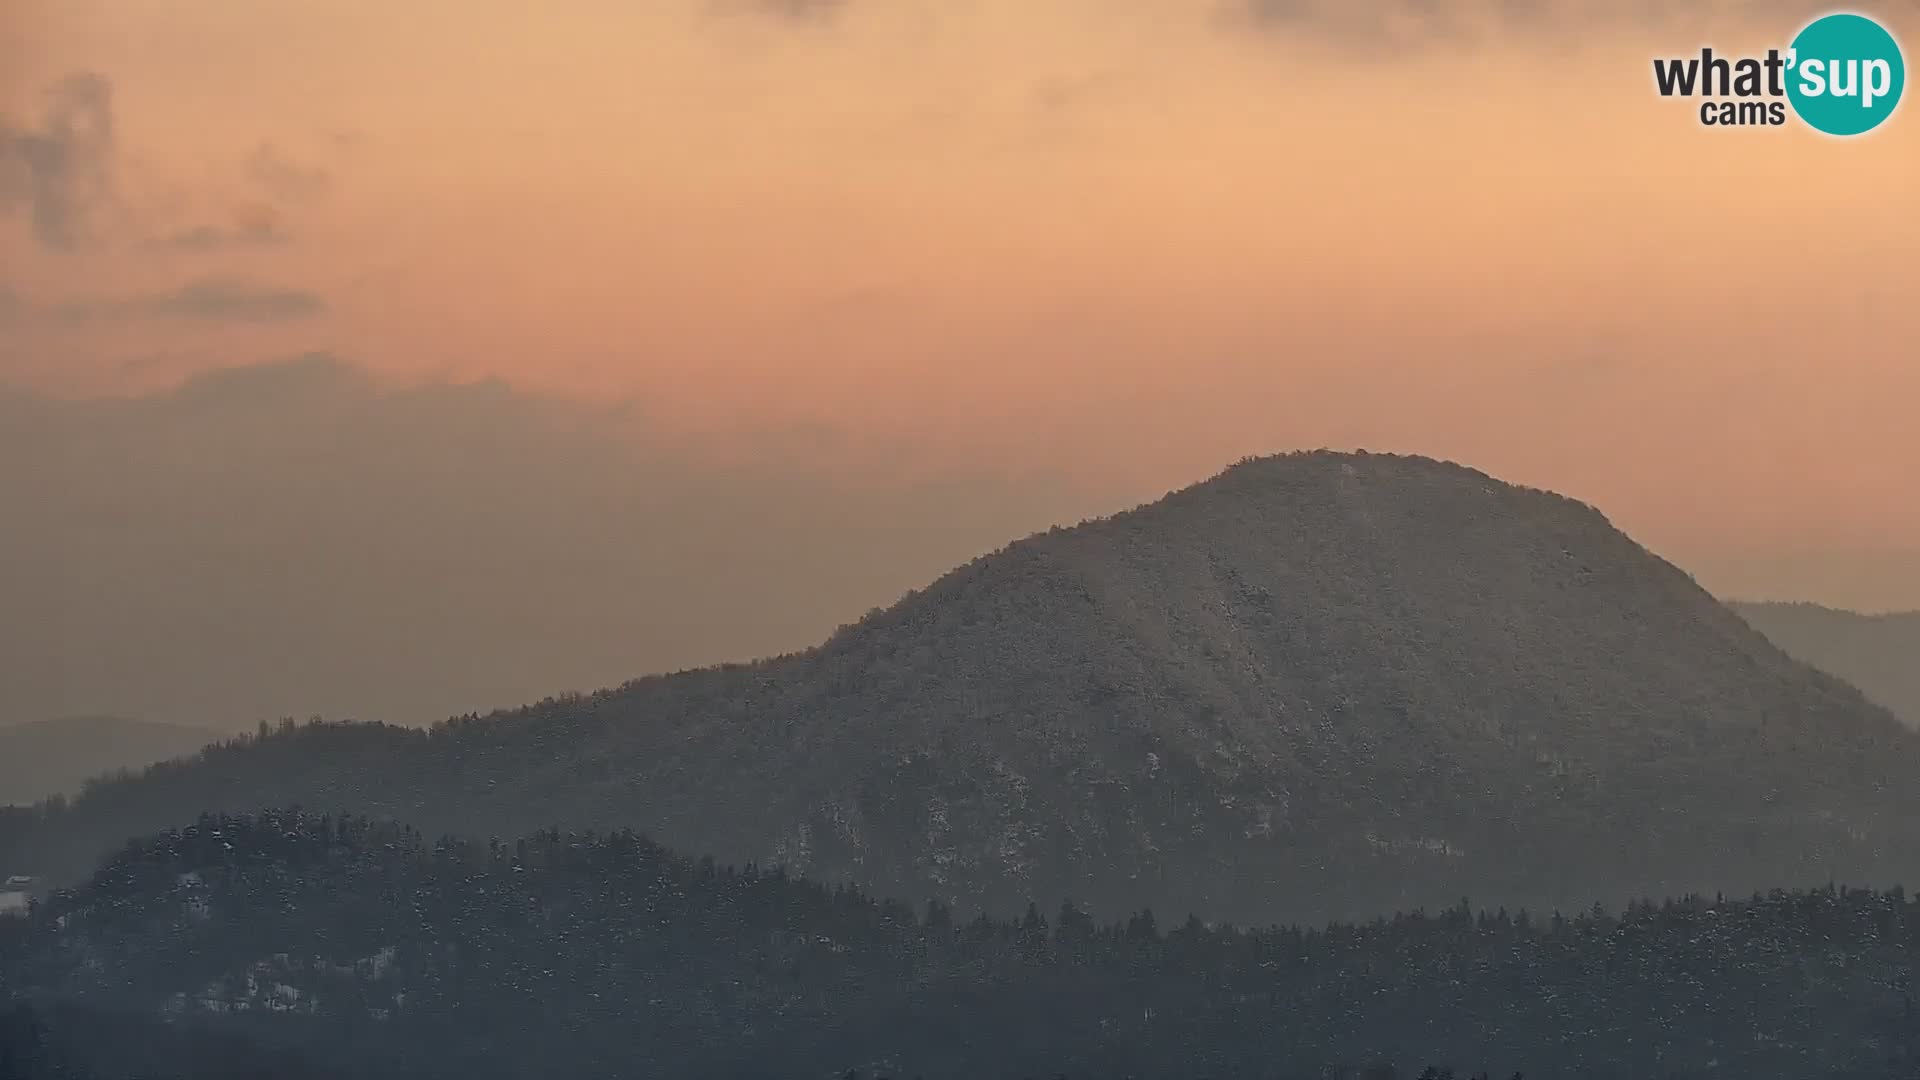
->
[10,451,1917,924]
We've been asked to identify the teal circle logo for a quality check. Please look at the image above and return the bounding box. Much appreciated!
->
[1786,13,1905,135]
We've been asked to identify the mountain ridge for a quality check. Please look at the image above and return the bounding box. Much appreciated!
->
[1732,600,1920,728]
[5,450,1917,926]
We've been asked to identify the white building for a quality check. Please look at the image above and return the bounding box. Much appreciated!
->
[0,875,37,917]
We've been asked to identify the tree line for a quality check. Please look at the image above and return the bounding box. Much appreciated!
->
[3,810,1917,1079]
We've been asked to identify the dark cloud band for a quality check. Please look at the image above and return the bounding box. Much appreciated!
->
[0,72,114,250]
[1,277,326,327]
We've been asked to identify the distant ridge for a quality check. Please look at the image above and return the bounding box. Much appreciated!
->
[1732,601,1920,728]
[6,450,1918,926]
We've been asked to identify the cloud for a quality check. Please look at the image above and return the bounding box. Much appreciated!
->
[166,351,373,406]
[161,156,321,253]
[141,278,325,321]
[1221,0,1917,49]
[1030,70,1134,114]
[0,72,115,250]
[1224,0,1613,51]
[4,277,326,327]
[709,0,848,23]
[247,143,332,204]
[2,73,338,252]
[762,0,845,17]
[157,204,291,252]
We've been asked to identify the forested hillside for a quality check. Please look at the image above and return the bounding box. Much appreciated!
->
[4,453,1916,929]
[3,812,1917,1080]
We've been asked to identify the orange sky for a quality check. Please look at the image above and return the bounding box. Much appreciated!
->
[6,0,1920,607]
